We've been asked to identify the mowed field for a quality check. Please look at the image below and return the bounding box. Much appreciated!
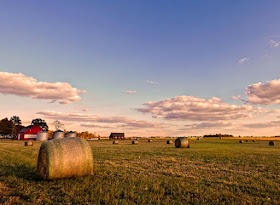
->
[0,138,280,204]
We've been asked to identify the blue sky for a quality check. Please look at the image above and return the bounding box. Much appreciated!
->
[1,1,280,136]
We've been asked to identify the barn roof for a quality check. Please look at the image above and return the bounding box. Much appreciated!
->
[110,133,125,137]
[19,125,41,133]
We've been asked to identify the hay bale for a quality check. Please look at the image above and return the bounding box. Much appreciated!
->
[132,140,138,145]
[37,137,93,180]
[252,139,256,142]
[175,137,190,148]
[25,140,33,146]
[167,140,173,144]
[239,140,243,143]
[148,139,152,142]
[245,140,248,142]
[197,138,200,140]
[269,141,275,146]
[113,140,119,144]
[219,137,222,140]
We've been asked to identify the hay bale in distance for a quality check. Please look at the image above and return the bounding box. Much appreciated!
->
[175,137,190,148]
[252,139,256,142]
[245,140,248,142]
[37,137,93,180]
[167,140,173,144]
[148,139,152,142]
[239,140,243,143]
[197,138,200,140]
[25,140,33,146]
[132,140,138,145]
[113,140,119,144]
[269,141,275,146]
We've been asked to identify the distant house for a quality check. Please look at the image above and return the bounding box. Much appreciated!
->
[109,133,125,139]
[17,125,42,140]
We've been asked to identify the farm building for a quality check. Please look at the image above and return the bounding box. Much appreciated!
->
[17,125,42,140]
[109,133,125,139]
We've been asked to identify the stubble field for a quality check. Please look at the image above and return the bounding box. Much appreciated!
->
[0,138,279,204]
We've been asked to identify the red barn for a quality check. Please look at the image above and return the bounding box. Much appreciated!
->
[17,125,42,140]
[109,133,125,139]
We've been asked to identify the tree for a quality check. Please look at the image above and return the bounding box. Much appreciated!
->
[10,116,22,137]
[52,120,64,131]
[0,118,13,137]
[31,118,49,131]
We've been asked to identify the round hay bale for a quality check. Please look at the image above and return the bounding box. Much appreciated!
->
[239,140,243,143]
[245,140,248,142]
[132,140,138,145]
[197,138,200,140]
[269,141,275,146]
[148,139,152,142]
[37,137,93,180]
[175,137,190,148]
[25,140,33,146]
[113,140,119,144]
[252,139,256,142]
[219,137,222,140]
[167,140,173,144]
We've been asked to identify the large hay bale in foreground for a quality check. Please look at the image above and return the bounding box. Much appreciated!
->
[269,141,275,146]
[37,137,93,180]
[167,140,173,144]
[132,140,138,145]
[113,140,119,144]
[25,140,33,146]
[175,137,190,148]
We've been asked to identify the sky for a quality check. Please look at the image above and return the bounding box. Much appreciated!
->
[1,1,280,137]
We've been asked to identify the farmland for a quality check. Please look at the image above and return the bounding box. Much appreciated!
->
[0,138,280,204]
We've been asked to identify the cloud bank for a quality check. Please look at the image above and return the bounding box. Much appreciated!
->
[137,96,259,121]
[37,110,167,129]
[246,78,280,105]
[0,72,86,104]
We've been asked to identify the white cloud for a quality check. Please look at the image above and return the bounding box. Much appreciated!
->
[232,95,241,100]
[269,40,280,48]
[137,96,260,122]
[124,90,136,94]
[246,78,280,105]
[37,110,167,129]
[146,80,159,85]
[0,72,86,104]
[239,57,248,63]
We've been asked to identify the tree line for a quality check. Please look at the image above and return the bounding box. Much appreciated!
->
[0,116,99,139]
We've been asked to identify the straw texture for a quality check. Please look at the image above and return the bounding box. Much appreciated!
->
[175,137,190,148]
[37,137,93,180]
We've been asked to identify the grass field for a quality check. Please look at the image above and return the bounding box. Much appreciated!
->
[0,138,279,204]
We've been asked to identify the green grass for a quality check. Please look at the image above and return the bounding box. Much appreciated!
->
[0,139,279,204]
